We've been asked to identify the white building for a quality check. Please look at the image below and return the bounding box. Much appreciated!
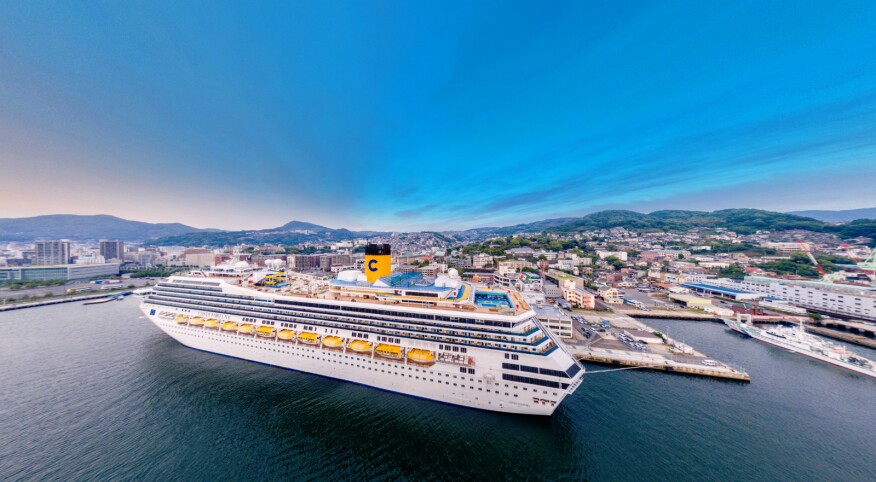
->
[75,253,106,265]
[494,272,543,292]
[596,250,627,261]
[542,282,562,298]
[471,253,494,269]
[761,242,810,254]
[184,249,216,267]
[563,282,595,309]
[532,304,573,339]
[706,276,876,321]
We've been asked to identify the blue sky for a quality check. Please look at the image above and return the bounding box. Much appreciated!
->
[1,0,875,230]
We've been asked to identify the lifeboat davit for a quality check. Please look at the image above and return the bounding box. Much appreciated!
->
[407,349,436,365]
[277,329,296,341]
[256,325,275,337]
[189,317,205,327]
[298,331,319,345]
[348,339,373,353]
[221,321,239,332]
[238,323,255,335]
[174,315,188,324]
[375,344,403,359]
[204,318,220,329]
[322,335,344,348]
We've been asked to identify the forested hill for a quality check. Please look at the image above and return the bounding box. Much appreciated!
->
[545,209,875,241]
[0,214,208,241]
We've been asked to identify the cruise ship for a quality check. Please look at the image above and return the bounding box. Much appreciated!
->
[140,244,584,415]
[724,317,876,379]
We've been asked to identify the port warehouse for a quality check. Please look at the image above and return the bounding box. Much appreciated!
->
[683,276,876,322]
[668,293,715,309]
[0,263,120,282]
[679,283,762,301]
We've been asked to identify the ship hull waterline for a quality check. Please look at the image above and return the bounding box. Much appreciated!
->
[145,311,565,415]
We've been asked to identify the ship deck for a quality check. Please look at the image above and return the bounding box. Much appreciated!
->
[245,284,532,316]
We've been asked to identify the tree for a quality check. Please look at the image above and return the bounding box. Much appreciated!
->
[604,256,625,269]
[717,264,746,278]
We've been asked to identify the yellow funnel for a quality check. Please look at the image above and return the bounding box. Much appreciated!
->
[364,244,391,282]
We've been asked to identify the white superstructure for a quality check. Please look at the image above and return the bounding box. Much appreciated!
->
[139,261,584,415]
[724,317,876,379]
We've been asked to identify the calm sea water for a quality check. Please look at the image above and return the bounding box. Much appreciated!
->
[1,298,874,481]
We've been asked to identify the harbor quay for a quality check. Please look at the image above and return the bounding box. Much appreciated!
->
[561,311,751,381]
[0,289,135,311]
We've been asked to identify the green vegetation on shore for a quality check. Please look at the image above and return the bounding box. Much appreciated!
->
[0,278,67,290]
[755,253,850,278]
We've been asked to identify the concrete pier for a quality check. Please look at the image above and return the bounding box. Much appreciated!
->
[0,291,131,312]
[562,310,750,382]
[569,347,751,381]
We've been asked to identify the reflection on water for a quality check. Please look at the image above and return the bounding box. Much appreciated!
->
[1,299,873,481]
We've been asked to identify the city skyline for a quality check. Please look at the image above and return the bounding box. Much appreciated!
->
[2,1,876,231]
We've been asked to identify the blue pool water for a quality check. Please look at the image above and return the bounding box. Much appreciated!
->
[474,291,513,308]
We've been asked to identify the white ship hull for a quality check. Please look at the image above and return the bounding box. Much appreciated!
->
[725,319,876,379]
[145,310,571,415]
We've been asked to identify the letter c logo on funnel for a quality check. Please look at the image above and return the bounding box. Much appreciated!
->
[368,259,377,271]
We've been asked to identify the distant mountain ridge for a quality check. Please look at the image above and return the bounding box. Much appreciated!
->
[271,220,334,232]
[547,209,827,234]
[448,217,578,241]
[788,207,876,223]
[4,209,876,246]
[145,220,389,246]
[0,214,209,242]
[543,209,876,243]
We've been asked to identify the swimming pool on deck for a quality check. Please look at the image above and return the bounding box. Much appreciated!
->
[474,291,514,309]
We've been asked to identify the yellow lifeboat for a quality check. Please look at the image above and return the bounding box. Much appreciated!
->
[322,335,344,348]
[189,317,205,327]
[407,349,436,365]
[174,315,188,324]
[221,321,239,332]
[375,344,402,359]
[256,325,275,337]
[348,339,373,353]
[204,318,220,329]
[298,331,319,345]
[277,329,296,341]
[238,323,255,335]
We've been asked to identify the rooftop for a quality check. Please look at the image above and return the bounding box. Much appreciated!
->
[531,303,572,320]
[681,282,758,296]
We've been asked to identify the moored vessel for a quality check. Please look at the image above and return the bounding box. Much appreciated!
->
[724,317,876,379]
[139,244,584,415]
